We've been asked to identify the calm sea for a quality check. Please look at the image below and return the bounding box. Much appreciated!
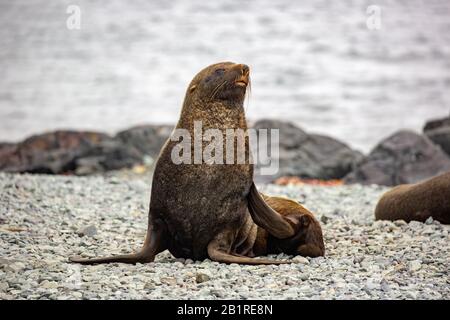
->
[0,0,449,152]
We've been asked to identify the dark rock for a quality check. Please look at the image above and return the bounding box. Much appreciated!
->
[74,140,143,175]
[320,215,331,224]
[0,130,144,175]
[423,116,450,132]
[74,157,104,175]
[0,131,112,174]
[424,116,450,156]
[253,119,363,181]
[253,119,309,149]
[299,134,364,179]
[426,127,450,156]
[0,143,17,169]
[195,272,210,283]
[345,130,450,186]
[0,143,16,154]
[115,125,173,158]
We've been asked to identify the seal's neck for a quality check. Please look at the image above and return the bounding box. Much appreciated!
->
[177,100,247,132]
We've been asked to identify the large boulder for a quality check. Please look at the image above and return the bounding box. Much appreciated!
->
[0,143,16,161]
[252,119,364,182]
[0,130,143,175]
[115,125,173,158]
[345,130,450,186]
[424,116,450,156]
[0,131,111,174]
[73,140,143,175]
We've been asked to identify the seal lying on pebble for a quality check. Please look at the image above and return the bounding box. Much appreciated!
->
[70,62,324,265]
[375,171,450,224]
[253,193,325,258]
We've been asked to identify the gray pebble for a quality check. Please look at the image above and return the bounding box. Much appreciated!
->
[76,225,97,237]
[195,273,210,284]
[0,172,448,300]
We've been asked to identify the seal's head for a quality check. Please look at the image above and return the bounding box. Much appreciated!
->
[293,214,325,257]
[277,213,325,258]
[186,62,250,105]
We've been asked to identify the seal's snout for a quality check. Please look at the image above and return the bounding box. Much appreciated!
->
[297,219,325,257]
[239,64,250,76]
[235,64,250,87]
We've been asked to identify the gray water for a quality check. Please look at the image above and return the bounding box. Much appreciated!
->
[0,0,449,152]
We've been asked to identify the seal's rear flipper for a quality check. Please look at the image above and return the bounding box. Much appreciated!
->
[247,182,295,239]
[207,241,288,265]
[69,252,153,265]
[69,221,167,265]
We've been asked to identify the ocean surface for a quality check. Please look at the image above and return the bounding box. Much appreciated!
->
[0,0,449,152]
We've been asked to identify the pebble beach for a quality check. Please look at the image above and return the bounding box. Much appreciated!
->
[0,172,448,300]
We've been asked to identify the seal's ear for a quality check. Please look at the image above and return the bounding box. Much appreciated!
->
[189,84,197,93]
[300,215,311,228]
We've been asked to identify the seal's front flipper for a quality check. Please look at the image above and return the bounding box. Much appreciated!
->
[207,240,288,265]
[247,182,295,239]
[69,219,167,265]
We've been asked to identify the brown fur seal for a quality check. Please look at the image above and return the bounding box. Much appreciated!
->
[253,193,325,257]
[375,171,450,224]
[70,62,319,265]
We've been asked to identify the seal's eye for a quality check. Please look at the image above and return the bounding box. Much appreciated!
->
[204,68,225,83]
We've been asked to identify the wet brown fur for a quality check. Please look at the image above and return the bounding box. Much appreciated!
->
[375,171,450,224]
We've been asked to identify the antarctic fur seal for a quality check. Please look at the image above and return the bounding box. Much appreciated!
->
[253,192,325,257]
[375,171,450,224]
[70,62,321,265]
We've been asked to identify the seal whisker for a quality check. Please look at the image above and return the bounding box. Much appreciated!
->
[210,80,228,100]
[245,76,251,112]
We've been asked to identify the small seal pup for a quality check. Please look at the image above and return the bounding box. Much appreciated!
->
[375,171,450,224]
[253,193,325,257]
[70,62,319,265]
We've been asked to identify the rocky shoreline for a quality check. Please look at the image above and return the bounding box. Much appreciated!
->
[1,116,450,186]
[1,116,450,299]
[1,172,449,300]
